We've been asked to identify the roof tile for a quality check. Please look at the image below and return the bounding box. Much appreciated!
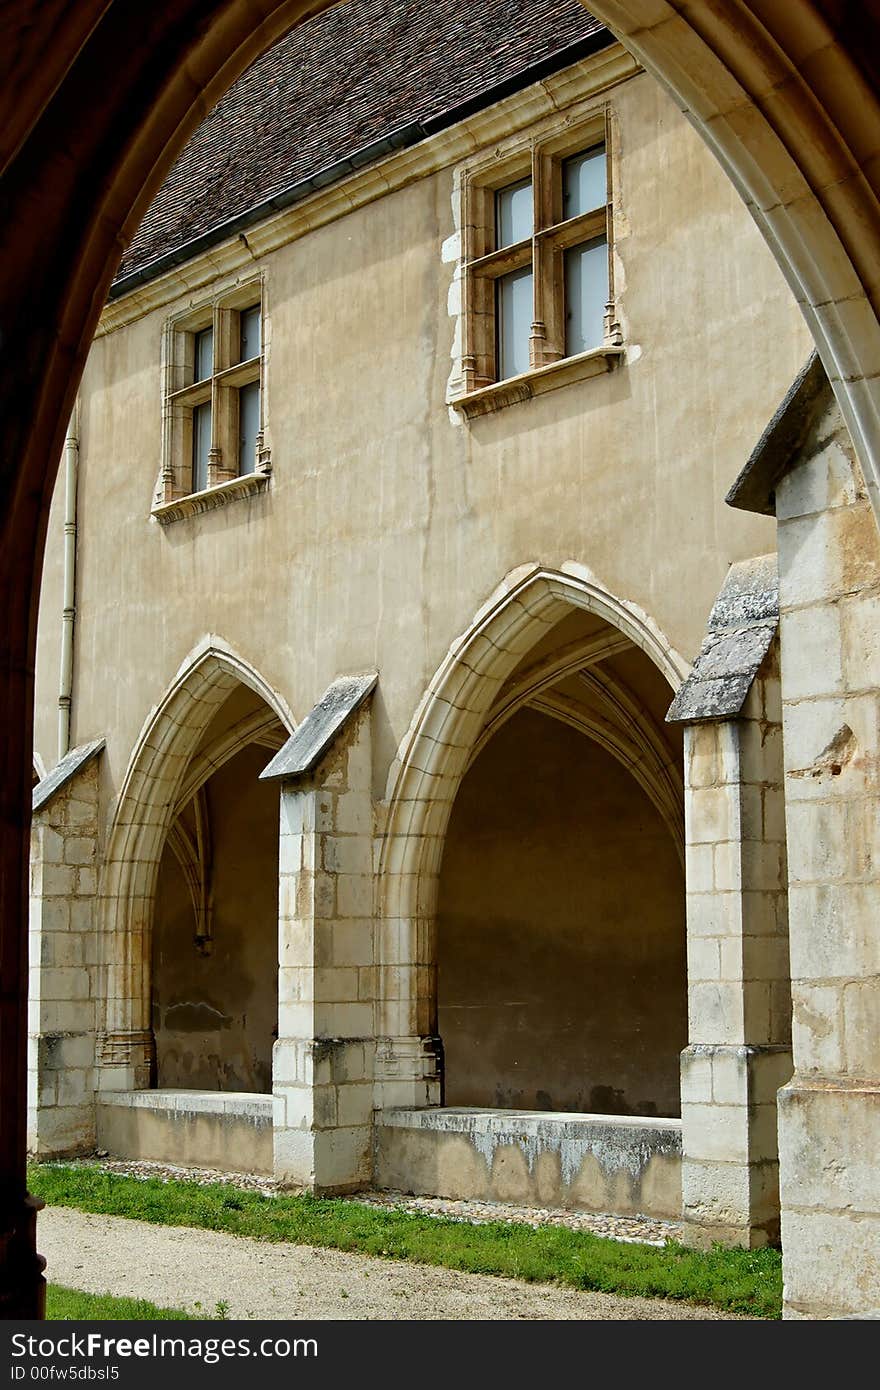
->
[117,0,604,284]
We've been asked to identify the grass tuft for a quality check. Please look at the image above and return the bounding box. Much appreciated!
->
[47,1285,191,1320]
[32,1163,782,1319]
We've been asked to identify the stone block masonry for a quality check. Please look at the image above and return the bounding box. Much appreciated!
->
[264,677,379,1192]
[28,747,103,1156]
[677,659,792,1249]
[669,561,792,1250]
[775,407,880,1318]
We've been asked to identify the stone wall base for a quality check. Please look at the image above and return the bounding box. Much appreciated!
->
[779,1076,880,1319]
[374,1107,682,1219]
[96,1090,273,1175]
[680,1043,792,1250]
[273,1036,374,1193]
[27,1032,95,1158]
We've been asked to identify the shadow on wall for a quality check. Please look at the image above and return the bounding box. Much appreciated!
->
[152,742,279,1092]
[438,706,686,1117]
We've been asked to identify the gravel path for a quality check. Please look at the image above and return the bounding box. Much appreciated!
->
[41,1207,742,1321]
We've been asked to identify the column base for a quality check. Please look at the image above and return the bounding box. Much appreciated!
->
[374,1035,442,1109]
[679,1163,781,1250]
[779,1074,880,1319]
[28,1031,96,1158]
[680,1043,792,1249]
[95,1029,153,1090]
[273,1036,374,1192]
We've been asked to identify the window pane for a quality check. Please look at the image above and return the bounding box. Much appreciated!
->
[194,327,213,383]
[496,266,533,380]
[239,305,261,362]
[563,146,606,219]
[238,381,260,475]
[565,237,608,356]
[192,401,212,492]
[495,179,532,248]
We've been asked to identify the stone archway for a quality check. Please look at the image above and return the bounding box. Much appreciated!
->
[588,1,880,516]
[3,0,880,1319]
[376,564,686,1088]
[96,638,294,1091]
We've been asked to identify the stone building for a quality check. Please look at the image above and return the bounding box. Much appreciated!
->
[25,0,878,1311]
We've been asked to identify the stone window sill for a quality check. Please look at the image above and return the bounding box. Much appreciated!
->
[152,469,270,525]
[450,344,625,420]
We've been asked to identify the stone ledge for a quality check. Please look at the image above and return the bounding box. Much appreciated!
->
[151,470,270,525]
[96,1089,273,1175]
[450,345,624,420]
[666,554,778,724]
[98,1088,272,1119]
[375,1107,682,1218]
[33,740,105,815]
[381,1106,681,1140]
[261,673,377,782]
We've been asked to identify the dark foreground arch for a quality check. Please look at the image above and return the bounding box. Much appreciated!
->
[2,0,879,1316]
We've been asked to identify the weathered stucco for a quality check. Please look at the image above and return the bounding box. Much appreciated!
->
[96,1090,273,1175]
[29,52,818,1234]
[375,1108,682,1218]
[34,69,809,791]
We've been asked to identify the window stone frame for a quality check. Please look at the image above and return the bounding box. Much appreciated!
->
[153,275,271,524]
[449,105,624,420]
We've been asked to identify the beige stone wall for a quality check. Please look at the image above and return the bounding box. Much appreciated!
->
[152,744,279,1092]
[438,707,685,1117]
[775,402,880,1317]
[28,757,100,1156]
[27,51,814,1205]
[273,698,378,1192]
[33,64,811,805]
[678,643,792,1249]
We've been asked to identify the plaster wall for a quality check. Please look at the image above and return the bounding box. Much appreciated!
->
[33,66,811,813]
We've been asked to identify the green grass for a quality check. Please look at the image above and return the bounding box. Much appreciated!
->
[47,1286,191,1320]
[31,1163,782,1318]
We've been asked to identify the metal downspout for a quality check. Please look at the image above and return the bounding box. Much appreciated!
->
[58,401,79,761]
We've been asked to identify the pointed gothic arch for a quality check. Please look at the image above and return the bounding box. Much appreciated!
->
[96,637,294,1085]
[376,563,687,1053]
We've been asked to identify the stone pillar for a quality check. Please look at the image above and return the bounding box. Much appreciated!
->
[677,645,792,1248]
[270,692,376,1193]
[28,753,101,1156]
[775,421,880,1318]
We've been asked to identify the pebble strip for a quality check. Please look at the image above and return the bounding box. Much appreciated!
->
[354,1191,681,1246]
[45,1157,682,1247]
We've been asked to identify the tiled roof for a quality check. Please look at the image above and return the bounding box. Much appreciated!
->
[115,0,606,289]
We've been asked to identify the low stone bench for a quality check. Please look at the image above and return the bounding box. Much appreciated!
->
[374,1107,682,1219]
[96,1089,273,1175]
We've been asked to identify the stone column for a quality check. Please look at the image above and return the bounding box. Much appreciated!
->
[667,557,792,1249]
[774,418,880,1318]
[678,657,792,1248]
[28,745,103,1156]
[264,676,377,1193]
